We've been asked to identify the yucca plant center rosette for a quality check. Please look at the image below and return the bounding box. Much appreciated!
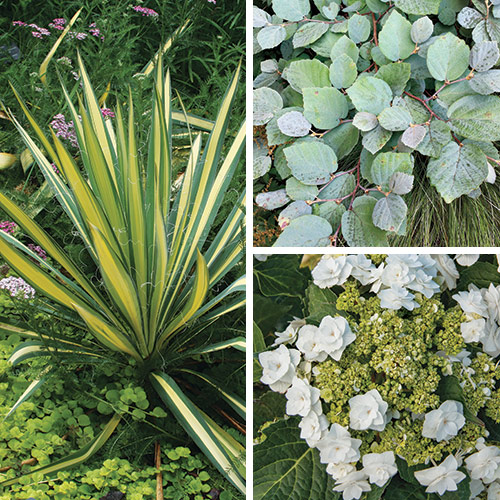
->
[258,254,500,499]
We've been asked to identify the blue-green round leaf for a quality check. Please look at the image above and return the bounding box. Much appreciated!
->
[371,152,413,189]
[411,16,434,44]
[278,201,312,229]
[284,140,338,185]
[394,0,441,15]
[330,54,358,89]
[427,142,489,203]
[379,10,415,61]
[274,215,333,246]
[303,87,348,129]
[372,193,408,232]
[427,32,470,81]
[378,106,413,131]
[272,0,310,21]
[353,112,379,132]
[470,41,500,72]
[277,111,312,137]
[341,196,389,246]
[255,189,290,210]
[254,88,283,125]
[348,14,371,44]
[347,76,393,115]
[285,59,331,93]
[330,35,359,64]
[293,22,329,48]
[286,177,319,201]
[258,25,287,50]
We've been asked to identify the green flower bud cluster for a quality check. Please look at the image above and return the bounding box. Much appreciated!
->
[313,285,492,466]
[367,254,387,266]
[435,307,466,355]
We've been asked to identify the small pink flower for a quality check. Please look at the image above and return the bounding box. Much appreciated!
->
[0,221,18,234]
[53,18,66,25]
[75,32,87,40]
[101,108,115,118]
[31,32,42,38]
[12,21,27,26]
[27,244,47,260]
[51,163,60,174]
[49,23,65,30]
[132,6,159,17]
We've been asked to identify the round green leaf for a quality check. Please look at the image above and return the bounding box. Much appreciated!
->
[411,16,434,44]
[394,0,442,15]
[348,14,371,44]
[347,76,393,115]
[293,22,329,48]
[256,189,290,210]
[278,201,312,228]
[427,32,470,81]
[284,140,338,185]
[274,215,333,247]
[303,87,348,129]
[379,10,415,62]
[330,35,359,64]
[258,25,287,50]
[277,111,311,137]
[330,54,358,89]
[341,196,389,246]
[286,177,319,201]
[285,59,331,94]
[362,125,393,154]
[427,141,489,203]
[353,112,379,132]
[470,41,500,72]
[254,87,283,125]
[378,106,413,131]
[272,0,310,21]
[371,152,413,189]
[372,193,408,232]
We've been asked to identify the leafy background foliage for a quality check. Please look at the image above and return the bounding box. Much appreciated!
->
[253,0,500,247]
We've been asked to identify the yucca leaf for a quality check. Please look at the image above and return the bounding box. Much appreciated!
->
[9,340,104,366]
[0,413,121,487]
[171,111,214,132]
[189,337,246,355]
[150,372,245,493]
[178,369,245,418]
[39,8,82,85]
[157,249,209,349]
[4,371,52,420]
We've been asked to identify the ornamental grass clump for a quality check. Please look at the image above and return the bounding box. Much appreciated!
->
[253,0,500,247]
[0,51,245,492]
[256,254,500,499]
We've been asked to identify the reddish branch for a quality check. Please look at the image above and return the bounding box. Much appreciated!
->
[155,442,164,500]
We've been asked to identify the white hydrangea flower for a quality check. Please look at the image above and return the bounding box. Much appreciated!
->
[347,254,377,286]
[488,481,500,499]
[482,321,500,358]
[381,256,413,288]
[470,478,485,499]
[326,462,356,480]
[465,445,500,484]
[311,255,352,289]
[407,270,440,299]
[349,389,388,432]
[461,319,486,343]
[316,423,362,465]
[273,318,306,346]
[453,288,488,317]
[296,325,328,362]
[378,285,418,311]
[317,316,356,361]
[422,400,466,442]
[414,455,466,495]
[362,451,397,487]
[332,471,371,500]
[483,284,500,325]
[368,264,385,294]
[259,345,301,393]
[285,377,320,417]
[299,411,329,447]
[456,254,480,267]
[432,254,460,290]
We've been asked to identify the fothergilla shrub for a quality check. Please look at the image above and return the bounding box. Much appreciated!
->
[253,0,500,247]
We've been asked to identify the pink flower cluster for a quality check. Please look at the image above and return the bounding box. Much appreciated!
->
[207,0,216,3]
[50,113,78,148]
[13,18,103,41]
[0,221,18,234]
[0,276,35,299]
[12,21,50,38]
[132,6,159,17]
[27,244,47,260]
[48,18,66,30]
[101,108,115,119]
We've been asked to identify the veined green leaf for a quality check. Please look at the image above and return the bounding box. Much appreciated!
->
[150,372,245,493]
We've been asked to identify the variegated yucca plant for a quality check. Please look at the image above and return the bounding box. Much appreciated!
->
[0,52,245,492]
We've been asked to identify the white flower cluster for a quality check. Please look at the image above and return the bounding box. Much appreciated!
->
[0,276,35,299]
[311,254,455,311]
[259,312,399,499]
[453,283,500,357]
